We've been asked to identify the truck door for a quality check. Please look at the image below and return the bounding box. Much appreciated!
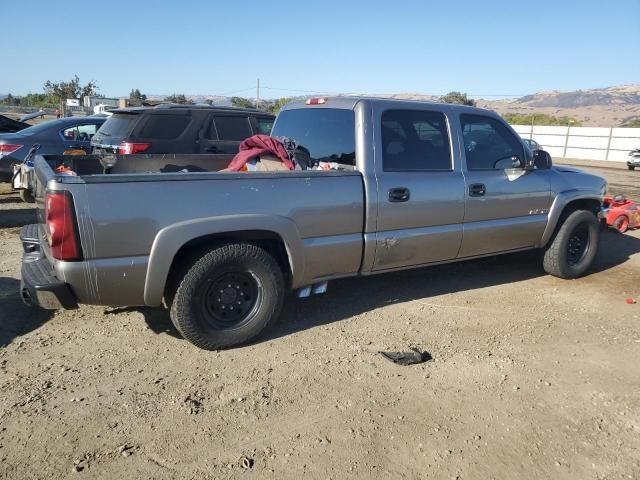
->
[458,114,551,258]
[372,107,465,271]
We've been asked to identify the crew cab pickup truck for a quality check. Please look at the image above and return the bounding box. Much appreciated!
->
[20,97,607,350]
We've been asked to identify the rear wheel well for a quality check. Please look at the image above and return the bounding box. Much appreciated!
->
[163,231,292,306]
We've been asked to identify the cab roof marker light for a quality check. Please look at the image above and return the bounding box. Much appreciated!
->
[305,98,328,105]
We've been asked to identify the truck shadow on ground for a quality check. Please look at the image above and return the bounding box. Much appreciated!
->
[265,230,640,343]
[0,208,36,228]
[0,277,54,348]
[135,230,640,345]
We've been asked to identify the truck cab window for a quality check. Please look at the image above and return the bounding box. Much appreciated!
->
[460,114,524,170]
[381,110,451,171]
[271,108,356,166]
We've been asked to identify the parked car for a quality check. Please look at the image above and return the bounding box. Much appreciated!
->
[91,104,275,155]
[523,138,542,151]
[627,148,640,170]
[0,116,106,182]
[20,97,606,350]
[0,114,30,133]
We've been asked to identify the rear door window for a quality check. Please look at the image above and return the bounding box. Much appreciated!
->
[136,114,191,139]
[271,108,356,165]
[381,110,451,171]
[212,116,252,141]
[61,124,99,141]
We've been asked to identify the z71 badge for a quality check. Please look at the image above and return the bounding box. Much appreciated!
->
[529,208,548,215]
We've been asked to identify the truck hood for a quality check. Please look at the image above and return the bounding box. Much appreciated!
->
[550,165,606,198]
[552,165,584,174]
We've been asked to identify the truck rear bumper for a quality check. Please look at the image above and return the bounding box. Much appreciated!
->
[20,224,78,310]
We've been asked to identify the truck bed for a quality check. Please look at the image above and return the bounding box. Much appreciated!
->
[33,154,365,307]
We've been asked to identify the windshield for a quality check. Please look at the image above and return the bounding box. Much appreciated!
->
[271,108,355,165]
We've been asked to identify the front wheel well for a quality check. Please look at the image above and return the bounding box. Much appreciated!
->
[544,198,601,248]
[163,231,293,306]
[559,198,601,219]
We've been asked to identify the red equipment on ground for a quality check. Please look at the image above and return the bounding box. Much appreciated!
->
[602,195,640,233]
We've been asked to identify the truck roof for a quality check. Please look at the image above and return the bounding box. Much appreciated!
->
[280,96,494,115]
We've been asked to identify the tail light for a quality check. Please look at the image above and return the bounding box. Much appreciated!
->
[45,191,82,261]
[118,141,151,155]
[0,144,23,157]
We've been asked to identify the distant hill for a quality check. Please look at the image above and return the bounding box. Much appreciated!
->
[115,85,640,127]
[512,85,640,108]
[473,85,640,127]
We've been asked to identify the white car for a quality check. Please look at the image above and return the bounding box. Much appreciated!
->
[628,149,640,171]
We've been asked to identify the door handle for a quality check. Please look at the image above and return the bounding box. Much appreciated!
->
[388,187,410,203]
[205,146,220,153]
[469,183,486,197]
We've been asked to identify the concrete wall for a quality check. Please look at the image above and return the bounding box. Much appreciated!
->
[512,124,640,162]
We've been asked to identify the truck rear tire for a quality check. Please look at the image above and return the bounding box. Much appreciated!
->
[19,189,35,203]
[543,210,599,279]
[169,243,284,350]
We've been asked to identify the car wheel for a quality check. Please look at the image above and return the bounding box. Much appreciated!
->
[629,165,636,171]
[543,210,600,279]
[612,215,630,233]
[170,243,284,350]
[19,189,35,203]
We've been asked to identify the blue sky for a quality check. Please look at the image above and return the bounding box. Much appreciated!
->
[3,0,639,99]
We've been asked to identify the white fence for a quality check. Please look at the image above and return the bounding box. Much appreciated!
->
[512,124,640,162]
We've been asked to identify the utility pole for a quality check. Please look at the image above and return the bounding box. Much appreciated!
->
[256,78,260,110]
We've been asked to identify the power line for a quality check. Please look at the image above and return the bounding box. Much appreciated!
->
[218,86,255,96]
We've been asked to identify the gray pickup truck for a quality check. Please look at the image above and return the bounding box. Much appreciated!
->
[20,97,607,350]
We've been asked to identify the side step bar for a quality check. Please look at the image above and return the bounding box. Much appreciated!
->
[296,282,328,298]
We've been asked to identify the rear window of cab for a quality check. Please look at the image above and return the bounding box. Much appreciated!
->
[271,108,355,165]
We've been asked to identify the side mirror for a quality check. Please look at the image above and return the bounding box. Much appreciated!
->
[533,149,552,170]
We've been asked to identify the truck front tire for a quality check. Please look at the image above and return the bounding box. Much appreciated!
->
[543,210,599,279]
[169,243,284,350]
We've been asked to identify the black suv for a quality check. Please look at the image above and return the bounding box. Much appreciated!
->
[91,104,275,155]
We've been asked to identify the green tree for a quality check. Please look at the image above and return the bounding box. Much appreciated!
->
[204,99,214,105]
[44,75,99,111]
[231,96,256,109]
[262,97,293,115]
[129,88,147,101]
[164,94,193,104]
[621,116,640,128]
[502,113,582,126]
[440,91,476,106]
[2,93,16,106]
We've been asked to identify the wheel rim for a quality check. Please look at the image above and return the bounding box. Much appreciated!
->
[618,217,629,233]
[566,223,590,266]
[201,271,261,330]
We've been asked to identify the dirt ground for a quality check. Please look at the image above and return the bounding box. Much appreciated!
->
[1,169,639,480]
